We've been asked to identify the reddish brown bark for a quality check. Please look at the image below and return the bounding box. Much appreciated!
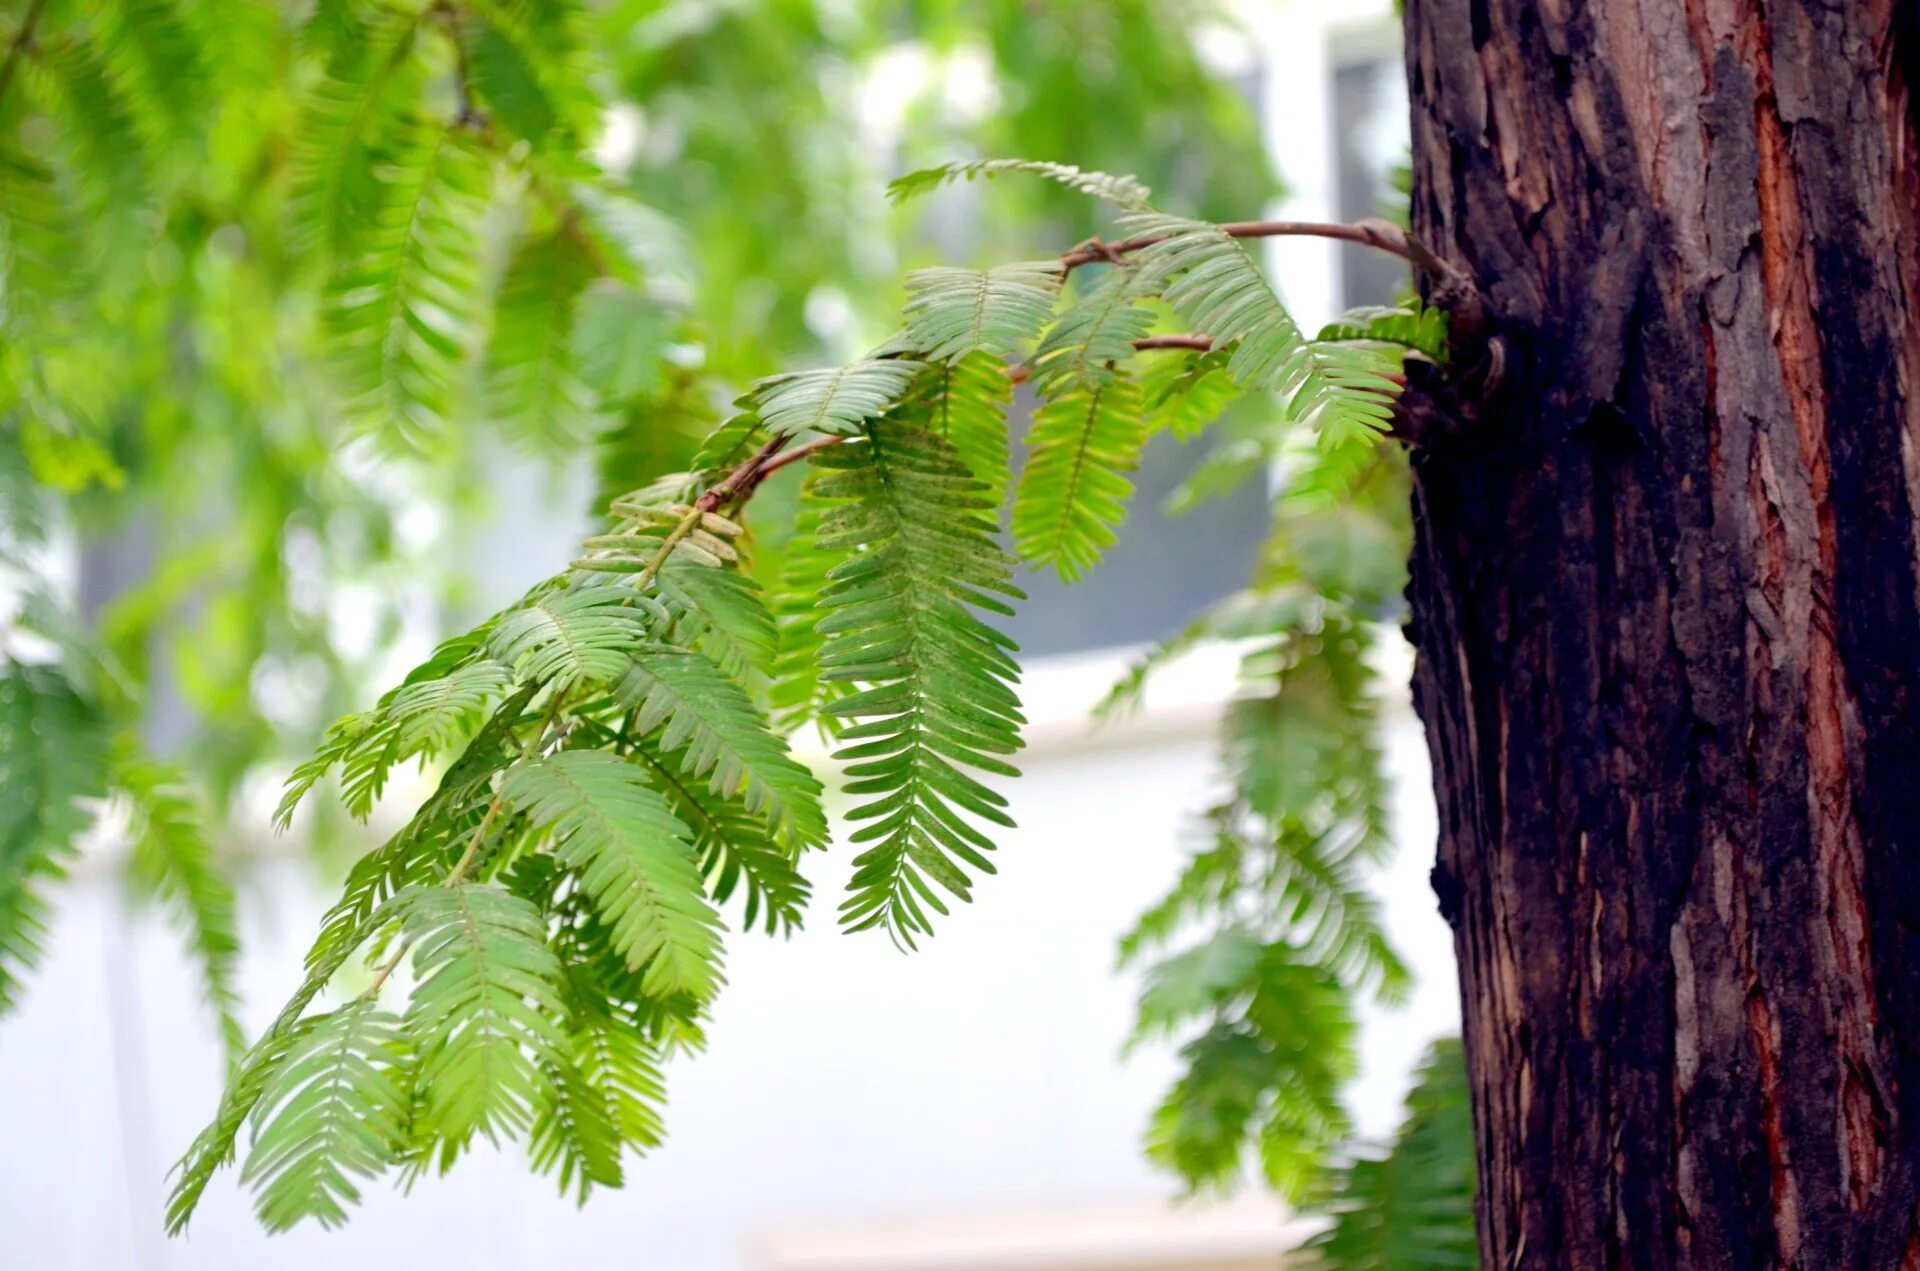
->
[1400,1,1920,1265]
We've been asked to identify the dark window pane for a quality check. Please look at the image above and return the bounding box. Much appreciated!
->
[1332,54,1411,309]
[1002,389,1266,659]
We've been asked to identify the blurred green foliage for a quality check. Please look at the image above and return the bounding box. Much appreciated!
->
[1,1,1475,1256]
[0,0,1274,802]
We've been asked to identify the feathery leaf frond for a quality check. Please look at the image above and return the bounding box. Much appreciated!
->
[275,639,516,828]
[1140,347,1242,440]
[1012,372,1145,580]
[902,261,1062,362]
[117,752,245,1061]
[627,736,810,936]
[400,882,569,1144]
[1030,265,1159,393]
[529,1046,626,1202]
[458,0,595,151]
[617,646,828,852]
[167,878,410,1235]
[810,420,1025,946]
[239,1003,408,1232]
[917,352,1014,501]
[1122,213,1401,445]
[485,229,599,452]
[0,665,108,1016]
[504,752,722,1000]
[1294,1040,1476,1270]
[747,359,923,438]
[768,479,847,734]
[1317,302,1448,362]
[324,125,491,454]
[887,159,1153,211]
[1140,938,1356,1199]
[288,8,428,260]
[489,588,652,692]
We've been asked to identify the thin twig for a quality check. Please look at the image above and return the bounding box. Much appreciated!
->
[0,0,50,111]
[360,939,412,1000]
[752,433,847,483]
[712,218,1471,498]
[445,690,566,884]
[755,334,1217,466]
[1059,218,1419,274]
[695,431,792,512]
[1130,334,1216,352]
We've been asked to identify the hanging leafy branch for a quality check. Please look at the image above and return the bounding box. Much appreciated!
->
[139,145,1475,1232]
[0,0,1477,1245]
[1292,1039,1476,1270]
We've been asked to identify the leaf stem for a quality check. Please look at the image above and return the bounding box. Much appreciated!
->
[1059,218,1421,274]
[722,218,1475,502]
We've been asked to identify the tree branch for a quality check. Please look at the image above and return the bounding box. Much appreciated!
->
[1129,334,1216,352]
[751,434,842,484]
[699,213,1485,503]
[696,431,793,510]
[1060,217,1426,273]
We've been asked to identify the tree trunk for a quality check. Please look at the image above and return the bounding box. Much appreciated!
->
[1400,2,1920,1266]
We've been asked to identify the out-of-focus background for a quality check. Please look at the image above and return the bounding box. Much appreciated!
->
[0,1,1456,1267]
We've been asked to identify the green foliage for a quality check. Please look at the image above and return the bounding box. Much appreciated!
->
[1013,372,1147,580]
[616,645,828,852]
[239,1002,408,1232]
[1030,267,1159,393]
[1114,440,1415,1195]
[747,359,925,438]
[1120,669,1405,1195]
[398,881,569,1146]
[1141,347,1242,440]
[145,151,1444,1225]
[1125,214,1403,453]
[627,732,810,937]
[117,750,246,1061]
[0,665,108,1015]
[7,0,1435,1218]
[902,261,1064,361]
[484,228,600,452]
[504,751,721,1000]
[1294,1040,1477,1270]
[2,0,1289,1085]
[918,352,1015,503]
[489,588,655,692]
[887,158,1154,211]
[289,6,431,264]
[1137,937,1357,1199]
[811,419,1026,946]
[324,125,491,454]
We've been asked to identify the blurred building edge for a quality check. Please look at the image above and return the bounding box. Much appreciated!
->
[755,1194,1314,1271]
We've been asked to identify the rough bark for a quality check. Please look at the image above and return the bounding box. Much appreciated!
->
[1400,2,1920,1266]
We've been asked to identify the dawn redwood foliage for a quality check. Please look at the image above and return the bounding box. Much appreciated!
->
[3,0,1458,1228]
[159,155,1447,1232]
[20,1,1917,1267]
